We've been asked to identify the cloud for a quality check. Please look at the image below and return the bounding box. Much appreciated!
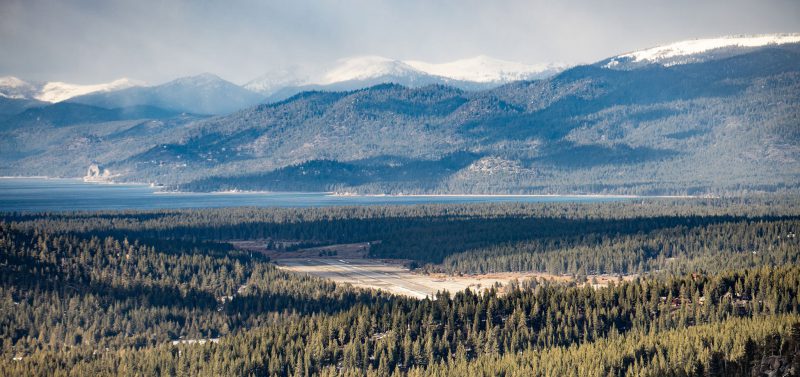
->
[1,0,798,84]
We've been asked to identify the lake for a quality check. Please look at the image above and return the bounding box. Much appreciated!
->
[0,178,631,212]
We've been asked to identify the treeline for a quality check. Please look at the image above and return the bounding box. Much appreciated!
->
[437,218,799,276]
[416,316,800,377]
[2,232,799,376]
[1,201,799,375]
[0,224,382,355]
[2,197,799,270]
[4,196,799,235]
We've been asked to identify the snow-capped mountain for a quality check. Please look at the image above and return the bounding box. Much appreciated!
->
[245,55,567,97]
[244,66,310,95]
[603,33,800,69]
[1,74,258,115]
[0,76,142,103]
[0,76,39,100]
[245,57,448,99]
[317,56,427,85]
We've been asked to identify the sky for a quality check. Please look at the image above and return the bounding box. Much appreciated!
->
[1,0,799,85]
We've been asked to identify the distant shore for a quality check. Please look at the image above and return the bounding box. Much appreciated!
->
[0,177,710,199]
[0,176,155,187]
[329,193,705,199]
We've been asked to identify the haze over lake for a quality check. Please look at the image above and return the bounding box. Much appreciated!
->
[0,178,630,212]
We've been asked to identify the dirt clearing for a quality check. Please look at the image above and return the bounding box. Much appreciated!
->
[275,258,606,299]
[231,240,635,299]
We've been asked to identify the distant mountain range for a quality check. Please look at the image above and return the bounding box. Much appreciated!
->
[244,56,568,101]
[0,77,143,119]
[1,33,798,195]
[0,55,567,113]
[0,73,263,116]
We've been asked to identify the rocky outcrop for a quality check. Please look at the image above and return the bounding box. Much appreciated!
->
[84,164,115,182]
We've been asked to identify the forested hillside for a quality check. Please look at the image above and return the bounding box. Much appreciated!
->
[1,199,799,375]
[5,197,796,275]
[2,43,799,195]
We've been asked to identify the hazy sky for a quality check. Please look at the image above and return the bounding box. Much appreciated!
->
[1,0,798,85]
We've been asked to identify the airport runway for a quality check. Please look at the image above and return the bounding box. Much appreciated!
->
[278,258,437,299]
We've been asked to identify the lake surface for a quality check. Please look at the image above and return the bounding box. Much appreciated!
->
[0,178,629,212]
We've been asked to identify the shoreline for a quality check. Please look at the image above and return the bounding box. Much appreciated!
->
[328,193,706,199]
[0,175,67,179]
[0,176,158,187]
[0,177,710,199]
[158,191,701,199]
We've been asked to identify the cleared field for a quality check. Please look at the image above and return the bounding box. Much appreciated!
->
[278,259,435,298]
[275,258,599,299]
[231,241,635,299]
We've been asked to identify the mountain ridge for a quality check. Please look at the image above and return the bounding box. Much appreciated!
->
[1,35,798,195]
[67,73,264,115]
[150,43,800,194]
[0,76,142,103]
[244,55,567,99]
[602,33,800,69]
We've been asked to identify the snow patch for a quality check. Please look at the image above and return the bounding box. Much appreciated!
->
[35,78,142,103]
[605,33,800,68]
[318,56,421,85]
[244,66,309,94]
[406,55,567,83]
[0,76,31,89]
[0,76,39,100]
[0,76,144,103]
[245,55,567,94]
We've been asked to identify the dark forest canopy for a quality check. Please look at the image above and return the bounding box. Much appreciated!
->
[0,198,799,375]
[3,196,798,274]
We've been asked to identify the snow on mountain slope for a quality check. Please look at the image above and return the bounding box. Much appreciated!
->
[244,66,309,95]
[0,76,143,103]
[0,76,40,99]
[35,78,143,103]
[605,33,800,68]
[406,55,567,83]
[318,56,424,85]
[246,56,565,95]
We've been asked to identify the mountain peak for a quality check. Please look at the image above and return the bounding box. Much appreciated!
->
[244,66,309,94]
[169,73,228,86]
[319,56,419,85]
[0,76,38,99]
[0,76,31,88]
[67,73,263,115]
